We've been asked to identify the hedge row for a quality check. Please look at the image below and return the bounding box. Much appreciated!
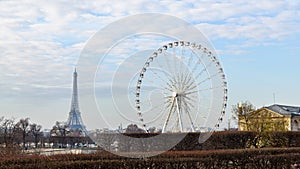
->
[0,148,299,169]
[97,131,300,151]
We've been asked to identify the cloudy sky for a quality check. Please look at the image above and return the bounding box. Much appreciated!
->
[0,0,299,130]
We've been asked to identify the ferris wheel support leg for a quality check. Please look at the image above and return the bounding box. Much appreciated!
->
[162,97,176,133]
[186,109,195,132]
[175,97,183,132]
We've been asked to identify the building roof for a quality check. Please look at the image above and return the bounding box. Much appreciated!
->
[266,104,300,116]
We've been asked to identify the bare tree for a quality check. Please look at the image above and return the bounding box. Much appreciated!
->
[232,101,256,130]
[69,128,83,137]
[0,116,3,144]
[1,117,18,147]
[30,123,42,148]
[125,124,145,133]
[17,118,30,149]
[50,121,70,147]
[50,121,70,137]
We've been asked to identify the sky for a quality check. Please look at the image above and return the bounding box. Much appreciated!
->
[0,0,299,130]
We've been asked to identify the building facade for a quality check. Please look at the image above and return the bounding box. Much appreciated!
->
[239,104,300,132]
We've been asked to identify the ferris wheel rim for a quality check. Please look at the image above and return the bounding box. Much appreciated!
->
[135,41,228,133]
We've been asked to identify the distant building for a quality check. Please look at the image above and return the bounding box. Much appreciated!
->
[239,104,300,132]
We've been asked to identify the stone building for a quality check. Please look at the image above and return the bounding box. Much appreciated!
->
[239,104,300,132]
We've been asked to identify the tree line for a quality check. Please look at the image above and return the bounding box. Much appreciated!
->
[0,116,92,153]
[0,117,42,149]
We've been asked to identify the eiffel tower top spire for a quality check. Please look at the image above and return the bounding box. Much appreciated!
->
[70,67,79,112]
[67,68,86,133]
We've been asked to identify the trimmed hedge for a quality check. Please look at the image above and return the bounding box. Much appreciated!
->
[0,148,299,168]
[1,131,300,168]
[113,131,300,151]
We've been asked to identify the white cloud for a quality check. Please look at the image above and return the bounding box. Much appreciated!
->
[0,0,299,128]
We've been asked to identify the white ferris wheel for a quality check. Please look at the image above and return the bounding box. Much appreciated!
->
[135,41,227,133]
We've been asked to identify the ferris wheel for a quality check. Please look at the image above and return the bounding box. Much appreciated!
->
[135,41,227,133]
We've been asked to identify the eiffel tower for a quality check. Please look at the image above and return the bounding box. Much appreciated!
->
[67,68,86,134]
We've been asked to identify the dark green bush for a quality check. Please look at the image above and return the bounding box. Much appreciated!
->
[0,148,299,169]
[1,131,300,168]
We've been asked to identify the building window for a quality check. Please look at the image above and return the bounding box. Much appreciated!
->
[294,120,299,130]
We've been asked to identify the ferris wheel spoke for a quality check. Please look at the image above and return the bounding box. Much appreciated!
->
[181,63,197,89]
[187,50,196,68]
[164,87,174,93]
[164,51,175,78]
[182,94,196,102]
[166,79,176,91]
[182,97,196,109]
[154,54,168,74]
[190,52,205,75]
[181,70,190,86]
[183,77,197,92]
[188,72,220,91]
[183,62,193,80]
[143,79,168,91]
[138,97,163,106]
[178,46,185,80]
[179,71,188,91]
[194,60,214,80]
[147,67,172,87]
[164,95,174,99]
[170,75,178,90]
[182,102,191,114]
[182,101,195,112]
[177,73,183,91]
[184,85,223,95]
[182,73,195,91]
[174,48,184,78]
[171,47,178,75]
[140,93,173,105]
